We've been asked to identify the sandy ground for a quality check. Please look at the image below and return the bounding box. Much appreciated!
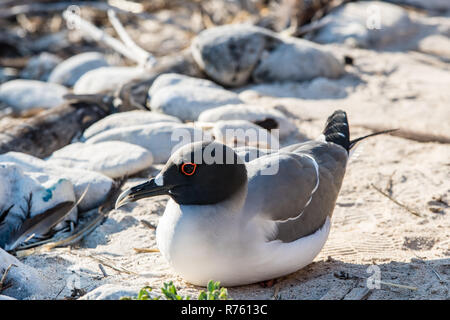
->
[12,39,449,300]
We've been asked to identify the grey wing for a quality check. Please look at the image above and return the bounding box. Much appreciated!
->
[234,146,272,163]
[244,149,320,222]
[244,141,348,242]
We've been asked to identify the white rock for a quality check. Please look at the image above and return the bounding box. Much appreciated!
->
[79,284,142,300]
[198,104,297,138]
[0,80,68,111]
[82,110,181,141]
[211,120,276,149]
[47,141,154,179]
[0,163,77,249]
[191,24,269,86]
[191,24,344,86]
[418,35,450,59]
[0,152,113,212]
[252,40,344,83]
[20,52,62,81]
[0,248,49,299]
[313,1,417,48]
[73,66,148,94]
[149,73,221,97]
[150,85,242,121]
[389,0,450,11]
[85,123,207,164]
[48,52,109,87]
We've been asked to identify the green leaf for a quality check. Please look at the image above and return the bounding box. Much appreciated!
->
[198,291,207,300]
[207,280,214,292]
[122,279,229,300]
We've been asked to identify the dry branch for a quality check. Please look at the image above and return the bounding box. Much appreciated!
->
[371,183,421,217]
[0,101,109,158]
[107,9,156,68]
[133,248,160,253]
[0,264,16,292]
[98,264,108,278]
[377,280,417,291]
[140,220,156,230]
[62,9,151,67]
[86,254,137,275]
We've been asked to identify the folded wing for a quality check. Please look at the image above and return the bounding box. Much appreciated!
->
[244,140,348,242]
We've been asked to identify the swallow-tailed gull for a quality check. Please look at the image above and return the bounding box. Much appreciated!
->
[115,110,392,286]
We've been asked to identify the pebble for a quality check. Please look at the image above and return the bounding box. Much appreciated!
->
[313,1,417,48]
[20,52,62,81]
[191,24,269,86]
[0,80,68,111]
[0,162,77,250]
[0,248,49,299]
[85,123,207,164]
[211,120,276,149]
[82,110,181,141]
[148,73,221,97]
[198,104,297,138]
[0,152,113,212]
[252,39,344,83]
[150,84,242,121]
[48,52,109,87]
[389,0,450,11]
[73,66,148,94]
[79,284,142,300]
[418,35,450,59]
[191,24,344,86]
[46,141,154,179]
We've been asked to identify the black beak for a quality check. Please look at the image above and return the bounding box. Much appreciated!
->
[115,178,169,209]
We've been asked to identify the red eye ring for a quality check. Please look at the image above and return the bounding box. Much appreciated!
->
[181,163,197,176]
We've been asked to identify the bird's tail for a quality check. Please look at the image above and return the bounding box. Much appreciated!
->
[323,110,397,152]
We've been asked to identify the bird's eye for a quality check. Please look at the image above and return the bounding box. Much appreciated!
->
[181,163,197,176]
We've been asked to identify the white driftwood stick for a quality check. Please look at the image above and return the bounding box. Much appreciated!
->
[63,9,155,68]
[0,1,155,19]
[107,9,156,68]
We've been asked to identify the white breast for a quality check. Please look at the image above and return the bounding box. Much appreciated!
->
[156,199,331,286]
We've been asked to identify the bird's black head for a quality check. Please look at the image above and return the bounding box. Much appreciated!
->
[115,141,247,207]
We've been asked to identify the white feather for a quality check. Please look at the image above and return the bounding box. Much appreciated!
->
[156,194,331,286]
[154,173,164,186]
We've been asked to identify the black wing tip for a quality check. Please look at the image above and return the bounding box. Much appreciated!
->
[323,111,398,151]
[323,110,351,151]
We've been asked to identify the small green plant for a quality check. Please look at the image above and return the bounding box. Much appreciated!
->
[121,286,159,300]
[121,280,229,300]
[161,281,191,300]
[198,280,229,300]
